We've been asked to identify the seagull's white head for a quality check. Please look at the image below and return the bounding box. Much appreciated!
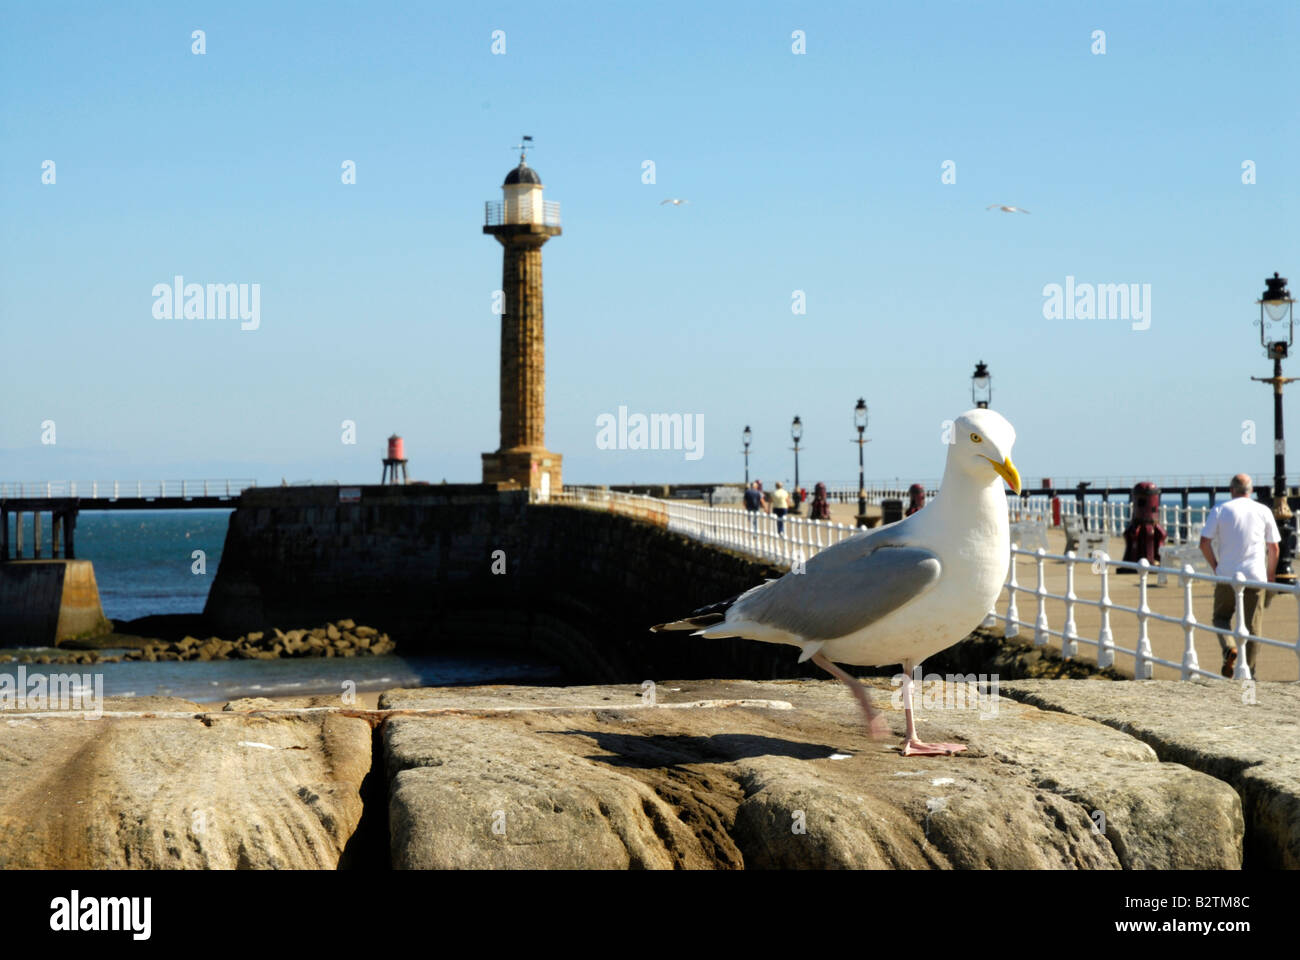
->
[949,408,1020,493]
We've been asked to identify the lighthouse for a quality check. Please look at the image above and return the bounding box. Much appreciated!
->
[481,138,563,497]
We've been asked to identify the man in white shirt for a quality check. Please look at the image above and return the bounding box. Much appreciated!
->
[1199,474,1280,677]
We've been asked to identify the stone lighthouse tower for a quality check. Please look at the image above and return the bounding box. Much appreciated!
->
[481,139,562,496]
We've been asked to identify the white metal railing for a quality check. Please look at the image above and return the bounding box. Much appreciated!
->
[549,486,1300,682]
[1007,497,1212,544]
[998,544,1300,682]
[0,480,256,500]
[822,483,939,505]
[1023,473,1300,490]
[551,487,862,566]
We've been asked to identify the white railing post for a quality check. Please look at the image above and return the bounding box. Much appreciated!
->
[1180,564,1199,679]
[1294,579,1300,682]
[1232,573,1252,681]
[1034,547,1049,646]
[1005,543,1020,639]
[1062,550,1079,659]
[1135,558,1153,679]
[1096,550,1115,668]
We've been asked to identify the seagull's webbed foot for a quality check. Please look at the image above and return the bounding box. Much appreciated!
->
[901,740,967,757]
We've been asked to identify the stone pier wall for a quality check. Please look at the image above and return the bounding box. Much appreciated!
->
[203,484,804,682]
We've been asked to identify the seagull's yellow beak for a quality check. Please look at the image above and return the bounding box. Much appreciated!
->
[982,454,1021,494]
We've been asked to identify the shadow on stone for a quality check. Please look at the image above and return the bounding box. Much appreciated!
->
[560,730,842,768]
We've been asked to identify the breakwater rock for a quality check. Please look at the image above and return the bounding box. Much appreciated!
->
[382,678,1242,869]
[1,619,395,665]
[998,679,1300,869]
[4,679,1278,869]
[0,697,370,869]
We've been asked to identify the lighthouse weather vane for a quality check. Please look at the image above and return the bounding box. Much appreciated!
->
[514,135,533,162]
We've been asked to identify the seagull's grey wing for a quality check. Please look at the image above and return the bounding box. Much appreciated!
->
[733,544,941,641]
[660,199,672,204]
[1017,207,1031,214]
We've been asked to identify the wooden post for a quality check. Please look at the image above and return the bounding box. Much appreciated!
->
[33,511,42,559]
[64,510,76,559]
[52,513,62,558]
[15,511,23,559]
[0,507,7,561]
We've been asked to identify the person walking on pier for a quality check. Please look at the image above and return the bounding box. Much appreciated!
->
[743,481,764,532]
[771,482,791,535]
[1199,473,1279,678]
[905,483,927,517]
[809,482,832,521]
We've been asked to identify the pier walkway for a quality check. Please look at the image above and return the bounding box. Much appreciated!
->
[551,488,1300,684]
[0,480,252,560]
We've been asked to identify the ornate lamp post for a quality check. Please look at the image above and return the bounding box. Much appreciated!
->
[742,425,752,485]
[790,416,803,509]
[972,361,992,409]
[1251,272,1297,581]
[854,399,870,527]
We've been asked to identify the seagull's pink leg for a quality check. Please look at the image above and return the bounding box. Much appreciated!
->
[900,661,966,757]
[811,652,887,740]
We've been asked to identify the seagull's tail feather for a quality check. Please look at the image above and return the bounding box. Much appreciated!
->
[650,591,743,634]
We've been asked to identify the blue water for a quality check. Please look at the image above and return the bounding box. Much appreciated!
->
[77,509,231,620]
[56,654,565,704]
[4,509,565,700]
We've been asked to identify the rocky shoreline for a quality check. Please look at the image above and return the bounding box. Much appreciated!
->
[0,619,395,665]
[3,678,1292,869]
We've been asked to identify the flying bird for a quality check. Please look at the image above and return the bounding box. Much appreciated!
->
[653,408,1020,756]
[986,204,1030,214]
[660,198,690,206]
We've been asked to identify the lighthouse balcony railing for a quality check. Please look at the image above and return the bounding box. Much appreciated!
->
[484,200,562,228]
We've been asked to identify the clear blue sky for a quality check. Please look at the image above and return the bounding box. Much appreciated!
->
[2,1,1297,489]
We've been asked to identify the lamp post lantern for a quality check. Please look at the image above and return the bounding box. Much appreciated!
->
[972,361,992,409]
[742,425,752,485]
[854,399,870,527]
[790,416,803,508]
[1251,272,1298,581]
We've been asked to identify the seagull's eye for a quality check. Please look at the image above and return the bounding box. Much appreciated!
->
[970,433,983,443]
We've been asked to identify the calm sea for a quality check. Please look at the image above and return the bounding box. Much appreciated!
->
[78,509,231,620]
[5,510,563,702]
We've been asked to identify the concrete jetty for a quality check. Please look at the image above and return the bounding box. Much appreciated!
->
[0,559,111,646]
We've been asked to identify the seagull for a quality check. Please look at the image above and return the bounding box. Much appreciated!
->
[660,198,690,206]
[653,408,1020,756]
[986,204,1030,214]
